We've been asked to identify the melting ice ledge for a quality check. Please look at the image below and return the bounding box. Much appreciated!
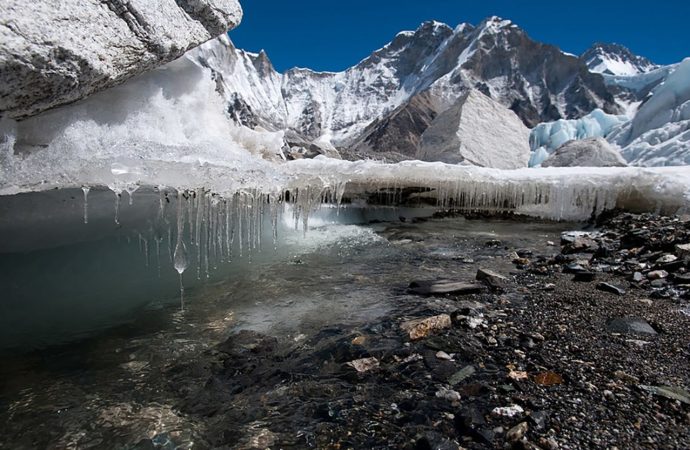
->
[2,157,689,223]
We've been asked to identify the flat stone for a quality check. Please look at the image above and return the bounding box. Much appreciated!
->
[449,365,476,386]
[346,357,379,373]
[597,282,626,295]
[606,318,658,336]
[408,280,484,296]
[401,314,452,340]
[676,243,690,258]
[639,385,690,405]
[476,268,508,290]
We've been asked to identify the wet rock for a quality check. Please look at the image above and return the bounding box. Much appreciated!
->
[563,263,588,274]
[415,432,461,450]
[455,407,493,445]
[476,268,508,291]
[633,272,645,282]
[401,314,452,340]
[538,436,559,450]
[506,421,529,442]
[435,387,462,402]
[486,239,502,247]
[650,279,668,288]
[528,410,549,431]
[596,282,626,295]
[647,270,668,280]
[217,330,278,356]
[606,318,658,336]
[656,254,678,264]
[436,351,452,360]
[676,243,690,258]
[346,357,379,373]
[562,237,598,254]
[573,271,596,282]
[408,280,484,296]
[448,365,476,386]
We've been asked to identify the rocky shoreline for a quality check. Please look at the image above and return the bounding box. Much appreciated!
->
[157,212,690,449]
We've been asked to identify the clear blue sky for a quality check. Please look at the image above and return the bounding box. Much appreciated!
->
[229,0,689,73]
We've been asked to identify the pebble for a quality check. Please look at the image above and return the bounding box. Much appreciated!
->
[435,387,461,402]
[647,270,668,280]
[506,421,529,442]
[491,404,524,418]
[346,357,379,373]
[597,282,626,295]
[435,351,452,360]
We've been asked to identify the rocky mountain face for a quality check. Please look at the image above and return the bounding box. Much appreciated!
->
[195,17,621,165]
[582,43,658,76]
[417,90,531,169]
[0,0,243,119]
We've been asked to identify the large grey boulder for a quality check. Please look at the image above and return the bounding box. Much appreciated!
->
[0,0,243,119]
[542,137,627,167]
[417,89,531,169]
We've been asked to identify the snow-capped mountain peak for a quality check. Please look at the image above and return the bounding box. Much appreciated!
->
[582,42,658,76]
[195,17,621,160]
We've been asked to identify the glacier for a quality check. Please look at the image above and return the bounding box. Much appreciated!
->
[528,109,628,166]
[608,58,690,166]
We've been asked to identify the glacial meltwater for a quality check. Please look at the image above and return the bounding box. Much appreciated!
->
[0,187,574,449]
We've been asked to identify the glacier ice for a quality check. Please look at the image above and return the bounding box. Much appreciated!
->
[608,58,690,166]
[529,109,628,166]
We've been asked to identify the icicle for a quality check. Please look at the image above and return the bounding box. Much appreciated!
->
[173,191,188,311]
[125,185,138,205]
[158,186,167,221]
[237,193,243,257]
[112,189,122,225]
[155,237,161,278]
[82,186,90,224]
[143,236,149,267]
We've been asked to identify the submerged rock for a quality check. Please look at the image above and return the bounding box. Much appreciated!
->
[408,280,484,296]
[0,0,243,118]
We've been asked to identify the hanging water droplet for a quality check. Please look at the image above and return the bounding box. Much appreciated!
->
[81,185,90,224]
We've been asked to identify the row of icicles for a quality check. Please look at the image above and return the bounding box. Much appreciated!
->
[80,184,349,310]
[78,178,623,309]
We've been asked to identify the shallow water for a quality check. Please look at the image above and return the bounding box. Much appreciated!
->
[0,206,573,449]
